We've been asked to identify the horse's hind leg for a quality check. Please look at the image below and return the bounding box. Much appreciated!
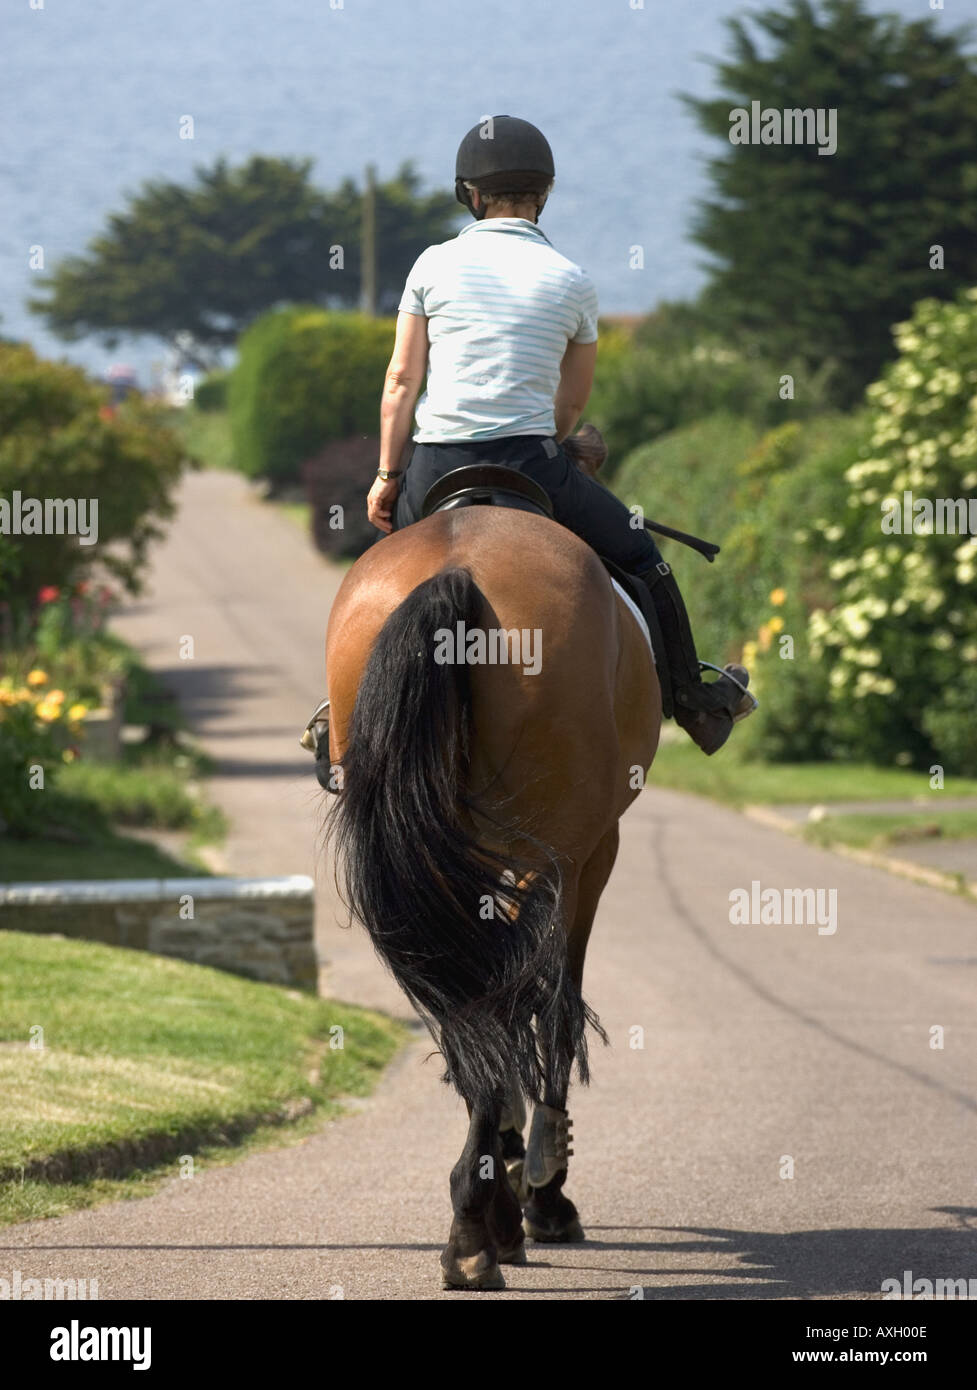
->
[442,1098,525,1289]
[524,827,620,1244]
[499,1086,529,1204]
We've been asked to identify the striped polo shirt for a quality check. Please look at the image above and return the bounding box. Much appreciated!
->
[397,218,599,442]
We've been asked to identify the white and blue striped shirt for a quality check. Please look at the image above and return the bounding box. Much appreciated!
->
[398,218,599,442]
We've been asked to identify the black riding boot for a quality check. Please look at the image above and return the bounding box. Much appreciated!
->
[637,557,755,756]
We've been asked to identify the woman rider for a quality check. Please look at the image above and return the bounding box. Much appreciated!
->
[366,116,754,755]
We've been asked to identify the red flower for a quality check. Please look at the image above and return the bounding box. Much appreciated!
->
[75,580,91,597]
[38,586,60,604]
[98,404,115,421]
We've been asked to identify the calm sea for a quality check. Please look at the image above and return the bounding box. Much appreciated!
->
[0,0,957,383]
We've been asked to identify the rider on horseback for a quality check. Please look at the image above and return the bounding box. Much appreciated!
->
[366,115,755,755]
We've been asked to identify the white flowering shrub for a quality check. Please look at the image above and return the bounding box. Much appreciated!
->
[803,287,977,771]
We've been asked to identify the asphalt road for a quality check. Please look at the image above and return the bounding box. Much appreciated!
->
[5,471,975,1300]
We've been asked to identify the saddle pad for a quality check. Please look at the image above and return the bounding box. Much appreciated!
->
[611,577,654,664]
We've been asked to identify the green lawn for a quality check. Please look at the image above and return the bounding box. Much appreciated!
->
[0,931,405,1224]
[647,740,977,808]
[804,810,977,852]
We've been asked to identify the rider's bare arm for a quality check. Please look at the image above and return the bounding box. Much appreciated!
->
[554,340,597,441]
[380,311,429,472]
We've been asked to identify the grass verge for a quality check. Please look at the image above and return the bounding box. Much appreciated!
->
[803,810,977,852]
[0,931,405,1225]
[648,740,977,808]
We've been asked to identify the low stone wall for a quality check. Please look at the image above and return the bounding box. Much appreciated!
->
[0,876,318,991]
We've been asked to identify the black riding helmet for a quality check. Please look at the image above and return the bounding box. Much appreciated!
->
[455,115,555,223]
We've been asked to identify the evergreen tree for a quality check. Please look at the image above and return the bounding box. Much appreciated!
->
[685,0,977,404]
[29,157,459,364]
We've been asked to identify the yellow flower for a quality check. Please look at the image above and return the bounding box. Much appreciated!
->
[758,622,773,652]
[36,703,59,723]
[768,616,785,634]
[46,689,65,705]
[27,669,48,686]
[67,703,88,722]
[769,588,787,607]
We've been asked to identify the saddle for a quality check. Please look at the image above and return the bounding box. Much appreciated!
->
[420,463,554,521]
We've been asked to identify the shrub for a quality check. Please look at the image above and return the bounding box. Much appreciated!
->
[610,408,873,761]
[798,287,977,771]
[193,370,230,412]
[0,343,186,617]
[228,308,394,488]
[0,675,89,835]
[588,333,834,473]
[303,437,381,560]
[725,413,872,762]
[611,413,762,661]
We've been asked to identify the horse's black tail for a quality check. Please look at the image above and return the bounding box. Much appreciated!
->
[326,565,601,1110]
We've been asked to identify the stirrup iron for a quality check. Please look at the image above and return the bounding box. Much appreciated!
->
[697,662,759,722]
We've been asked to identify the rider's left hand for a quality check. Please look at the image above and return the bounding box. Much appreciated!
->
[367,476,400,533]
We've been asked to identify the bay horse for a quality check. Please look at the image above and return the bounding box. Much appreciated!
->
[322,501,660,1290]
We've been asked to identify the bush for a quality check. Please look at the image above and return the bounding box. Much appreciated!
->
[193,370,230,412]
[0,343,186,617]
[611,413,763,661]
[610,408,873,762]
[798,286,977,772]
[588,329,834,473]
[0,676,89,835]
[724,413,873,762]
[303,437,381,560]
[228,307,394,488]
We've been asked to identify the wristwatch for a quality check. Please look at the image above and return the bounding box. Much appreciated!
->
[377,468,403,482]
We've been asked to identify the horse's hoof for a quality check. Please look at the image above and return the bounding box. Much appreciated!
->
[524,1215,585,1244]
[496,1235,528,1265]
[440,1254,506,1290]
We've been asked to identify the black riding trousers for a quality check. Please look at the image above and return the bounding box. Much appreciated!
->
[392,434,660,575]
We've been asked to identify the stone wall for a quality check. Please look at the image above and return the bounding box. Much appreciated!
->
[0,876,318,991]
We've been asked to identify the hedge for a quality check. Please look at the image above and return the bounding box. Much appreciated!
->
[228,308,395,488]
